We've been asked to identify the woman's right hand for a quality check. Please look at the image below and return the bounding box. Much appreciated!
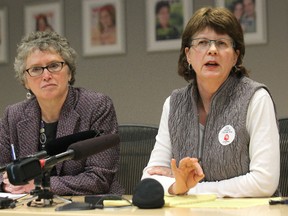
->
[147,166,174,178]
[2,172,34,194]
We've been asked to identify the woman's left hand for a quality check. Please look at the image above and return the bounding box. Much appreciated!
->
[169,157,205,195]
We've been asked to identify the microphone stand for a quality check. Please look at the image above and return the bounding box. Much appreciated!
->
[20,170,71,207]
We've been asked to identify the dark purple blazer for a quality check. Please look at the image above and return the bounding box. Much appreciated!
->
[0,87,123,195]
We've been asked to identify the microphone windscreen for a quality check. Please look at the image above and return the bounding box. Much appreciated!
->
[45,130,99,156]
[68,134,120,160]
[132,178,165,209]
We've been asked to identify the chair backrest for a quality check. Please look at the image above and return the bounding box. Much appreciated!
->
[116,124,158,195]
[279,118,288,196]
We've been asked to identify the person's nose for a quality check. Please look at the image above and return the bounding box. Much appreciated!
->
[42,68,52,80]
[207,42,218,55]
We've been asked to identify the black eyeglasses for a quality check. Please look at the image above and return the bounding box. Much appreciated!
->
[25,62,65,77]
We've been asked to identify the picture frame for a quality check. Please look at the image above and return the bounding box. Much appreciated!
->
[216,0,267,45]
[82,0,126,56]
[0,7,8,64]
[24,1,63,35]
[146,0,193,52]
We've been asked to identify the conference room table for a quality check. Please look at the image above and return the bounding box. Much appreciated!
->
[0,195,287,216]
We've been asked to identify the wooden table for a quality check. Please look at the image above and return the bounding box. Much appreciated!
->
[0,196,287,216]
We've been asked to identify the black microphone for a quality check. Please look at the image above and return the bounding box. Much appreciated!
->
[132,178,165,209]
[6,158,42,185]
[0,130,99,173]
[45,130,100,156]
[6,134,120,185]
[0,150,47,173]
[5,150,48,185]
[43,133,120,170]
[68,133,120,160]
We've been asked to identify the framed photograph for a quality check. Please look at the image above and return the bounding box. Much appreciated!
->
[0,7,8,64]
[146,0,193,52]
[82,0,126,56]
[24,1,63,35]
[216,0,267,45]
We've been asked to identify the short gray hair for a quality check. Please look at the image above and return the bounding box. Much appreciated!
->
[14,31,77,86]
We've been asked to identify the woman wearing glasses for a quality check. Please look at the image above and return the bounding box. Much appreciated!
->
[142,7,279,197]
[0,31,123,196]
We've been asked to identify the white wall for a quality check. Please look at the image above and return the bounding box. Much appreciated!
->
[0,0,287,126]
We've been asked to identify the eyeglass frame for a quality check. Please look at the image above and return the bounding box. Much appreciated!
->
[25,61,66,77]
[189,38,235,51]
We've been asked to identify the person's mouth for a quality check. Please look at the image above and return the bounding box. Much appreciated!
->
[204,61,219,67]
[41,83,57,89]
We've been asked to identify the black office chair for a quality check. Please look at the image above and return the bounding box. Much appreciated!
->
[279,118,288,196]
[116,124,158,194]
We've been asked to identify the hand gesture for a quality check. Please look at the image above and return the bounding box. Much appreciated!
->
[169,157,204,195]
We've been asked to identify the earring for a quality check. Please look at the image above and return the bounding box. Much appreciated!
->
[188,64,193,71]
[26,91,32,99]
[233,65,239,73]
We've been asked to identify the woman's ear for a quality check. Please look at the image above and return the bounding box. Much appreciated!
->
[185,47,191,64]
[24,80,29,90]
[68,72,72,84]
[234,50,240,65]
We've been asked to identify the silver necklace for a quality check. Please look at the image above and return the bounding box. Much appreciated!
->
[39,120,47,149]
